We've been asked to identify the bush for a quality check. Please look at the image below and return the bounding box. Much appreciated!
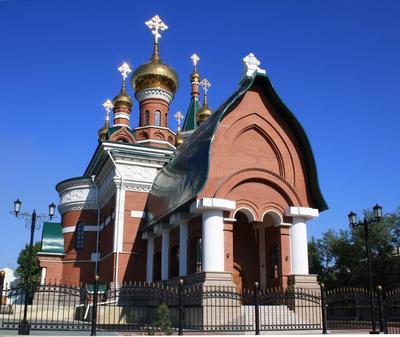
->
[148,303,173,335]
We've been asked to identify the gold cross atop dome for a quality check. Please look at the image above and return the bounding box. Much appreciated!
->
[200,78,211,96]
[102,99,113,114]
[118,62,132,80]
[191,54,200,68]
[145,15,168,44]
[174,111,184,128]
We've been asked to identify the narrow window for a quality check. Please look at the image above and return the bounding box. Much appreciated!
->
[144,110,150,125]
[75,222,85,250]
[155,110,161,126]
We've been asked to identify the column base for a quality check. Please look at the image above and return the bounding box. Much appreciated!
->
[172,272,236,288]
[288,274,320,290]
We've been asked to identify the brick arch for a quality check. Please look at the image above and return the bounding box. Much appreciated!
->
[153,131,165,141]
[109,128,136,144]
[234,123,285,177]
[218,112,296,185]
[215,169,302,221]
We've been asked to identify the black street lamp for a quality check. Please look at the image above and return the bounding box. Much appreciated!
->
[348,203,383,334]
[12,199,56,335]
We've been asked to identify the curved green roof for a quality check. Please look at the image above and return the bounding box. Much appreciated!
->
[147,73,328,225]
[40,222,64,254]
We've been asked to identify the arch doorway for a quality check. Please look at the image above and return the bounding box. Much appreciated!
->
[233,210,259,291]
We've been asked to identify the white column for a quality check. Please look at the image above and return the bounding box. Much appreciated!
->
[40,267,47,285]
[146,237,154,283]
[179,223,188,277]
[258,227,267,288]
[290,217,309,275]
[202,209,224,272]
[161,230,170,280]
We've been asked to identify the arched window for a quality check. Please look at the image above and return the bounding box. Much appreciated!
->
[75,222,85,250]
[144,110,150,125]
[155,110,161,126]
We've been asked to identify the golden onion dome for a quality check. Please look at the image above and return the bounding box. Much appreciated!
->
[131,44,179,94]
[98,125,108,141]
[112,81,133,109]
[190,70,200,83]
[196,104,213,124]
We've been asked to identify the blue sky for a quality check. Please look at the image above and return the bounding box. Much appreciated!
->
[1,0,399,268]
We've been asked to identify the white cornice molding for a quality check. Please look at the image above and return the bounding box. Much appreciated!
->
[190,198,236,214]
[285,206,319,220]
[135,139,176,150]
[135,125,177,136]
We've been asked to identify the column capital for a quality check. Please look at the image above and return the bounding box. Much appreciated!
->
[154,222,174,234]
[190,198,236,214]
[285,206,319,220]
[170,212,190,225]
[142,231,156,240]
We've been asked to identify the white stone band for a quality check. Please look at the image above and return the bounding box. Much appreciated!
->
[135,88,174,104]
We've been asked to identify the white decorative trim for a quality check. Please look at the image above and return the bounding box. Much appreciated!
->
[135,125,176,136]
[131,211,147,219]
[190,198,236,214]
[136,87,173,104]
[285,207,319,220]
[242,53,266,79]
[123,182,152,193]
[102,141,174,155]
[120,164,157,183]
[114,112,130,120]
[262,209,283,226]
[113,123,131,128]
[234,207,256,222]
[62,225,103,234]
[135,139,176,150]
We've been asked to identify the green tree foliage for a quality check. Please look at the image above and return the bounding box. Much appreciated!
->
[148,303,173,335]
[16,242,41,284]
[309,207,400,289]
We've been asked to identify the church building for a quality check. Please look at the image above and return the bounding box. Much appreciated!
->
[37,15,327,291]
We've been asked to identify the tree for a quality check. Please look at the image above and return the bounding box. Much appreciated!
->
[309,207,400,289]
[16,242,41,284]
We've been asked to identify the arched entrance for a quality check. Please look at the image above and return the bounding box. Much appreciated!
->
[233,210,259,291]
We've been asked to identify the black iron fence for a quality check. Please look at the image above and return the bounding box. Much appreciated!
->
[0,279,399,335]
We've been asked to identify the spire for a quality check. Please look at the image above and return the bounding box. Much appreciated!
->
[113,62,133,127]
[196,78,213,125]
[98,99,113,141]
[145,15,168,63]
[182,54,201,132]
[174,111,184,147]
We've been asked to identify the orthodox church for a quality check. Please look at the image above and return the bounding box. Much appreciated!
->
[37,15,327,291]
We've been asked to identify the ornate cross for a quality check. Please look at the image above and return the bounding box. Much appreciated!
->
[200,78,211,96]
[242,53,266,77]
[191,54,200,68]
[145,15,168,43]
[174,111,184,128]
[118,62,132,80]
[103,99,113,119]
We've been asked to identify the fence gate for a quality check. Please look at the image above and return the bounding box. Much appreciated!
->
[325,287,377,331]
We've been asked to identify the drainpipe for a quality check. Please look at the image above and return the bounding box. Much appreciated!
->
[106,150,123,287]
[91,175,100,276]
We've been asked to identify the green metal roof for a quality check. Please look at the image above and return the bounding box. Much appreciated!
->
[182,96,200,131]
[147,73,328,226]
[40,222,64,254]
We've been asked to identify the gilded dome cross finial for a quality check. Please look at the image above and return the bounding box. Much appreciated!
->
[102,99,113,115]
[118,62,132,80]
[145,15,168,44]
[174,111,184,128]
[191,54,200,69]
[200,78,211,96]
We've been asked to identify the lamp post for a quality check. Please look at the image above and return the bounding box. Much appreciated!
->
[12,199,56,335]
[348,203,383,334]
